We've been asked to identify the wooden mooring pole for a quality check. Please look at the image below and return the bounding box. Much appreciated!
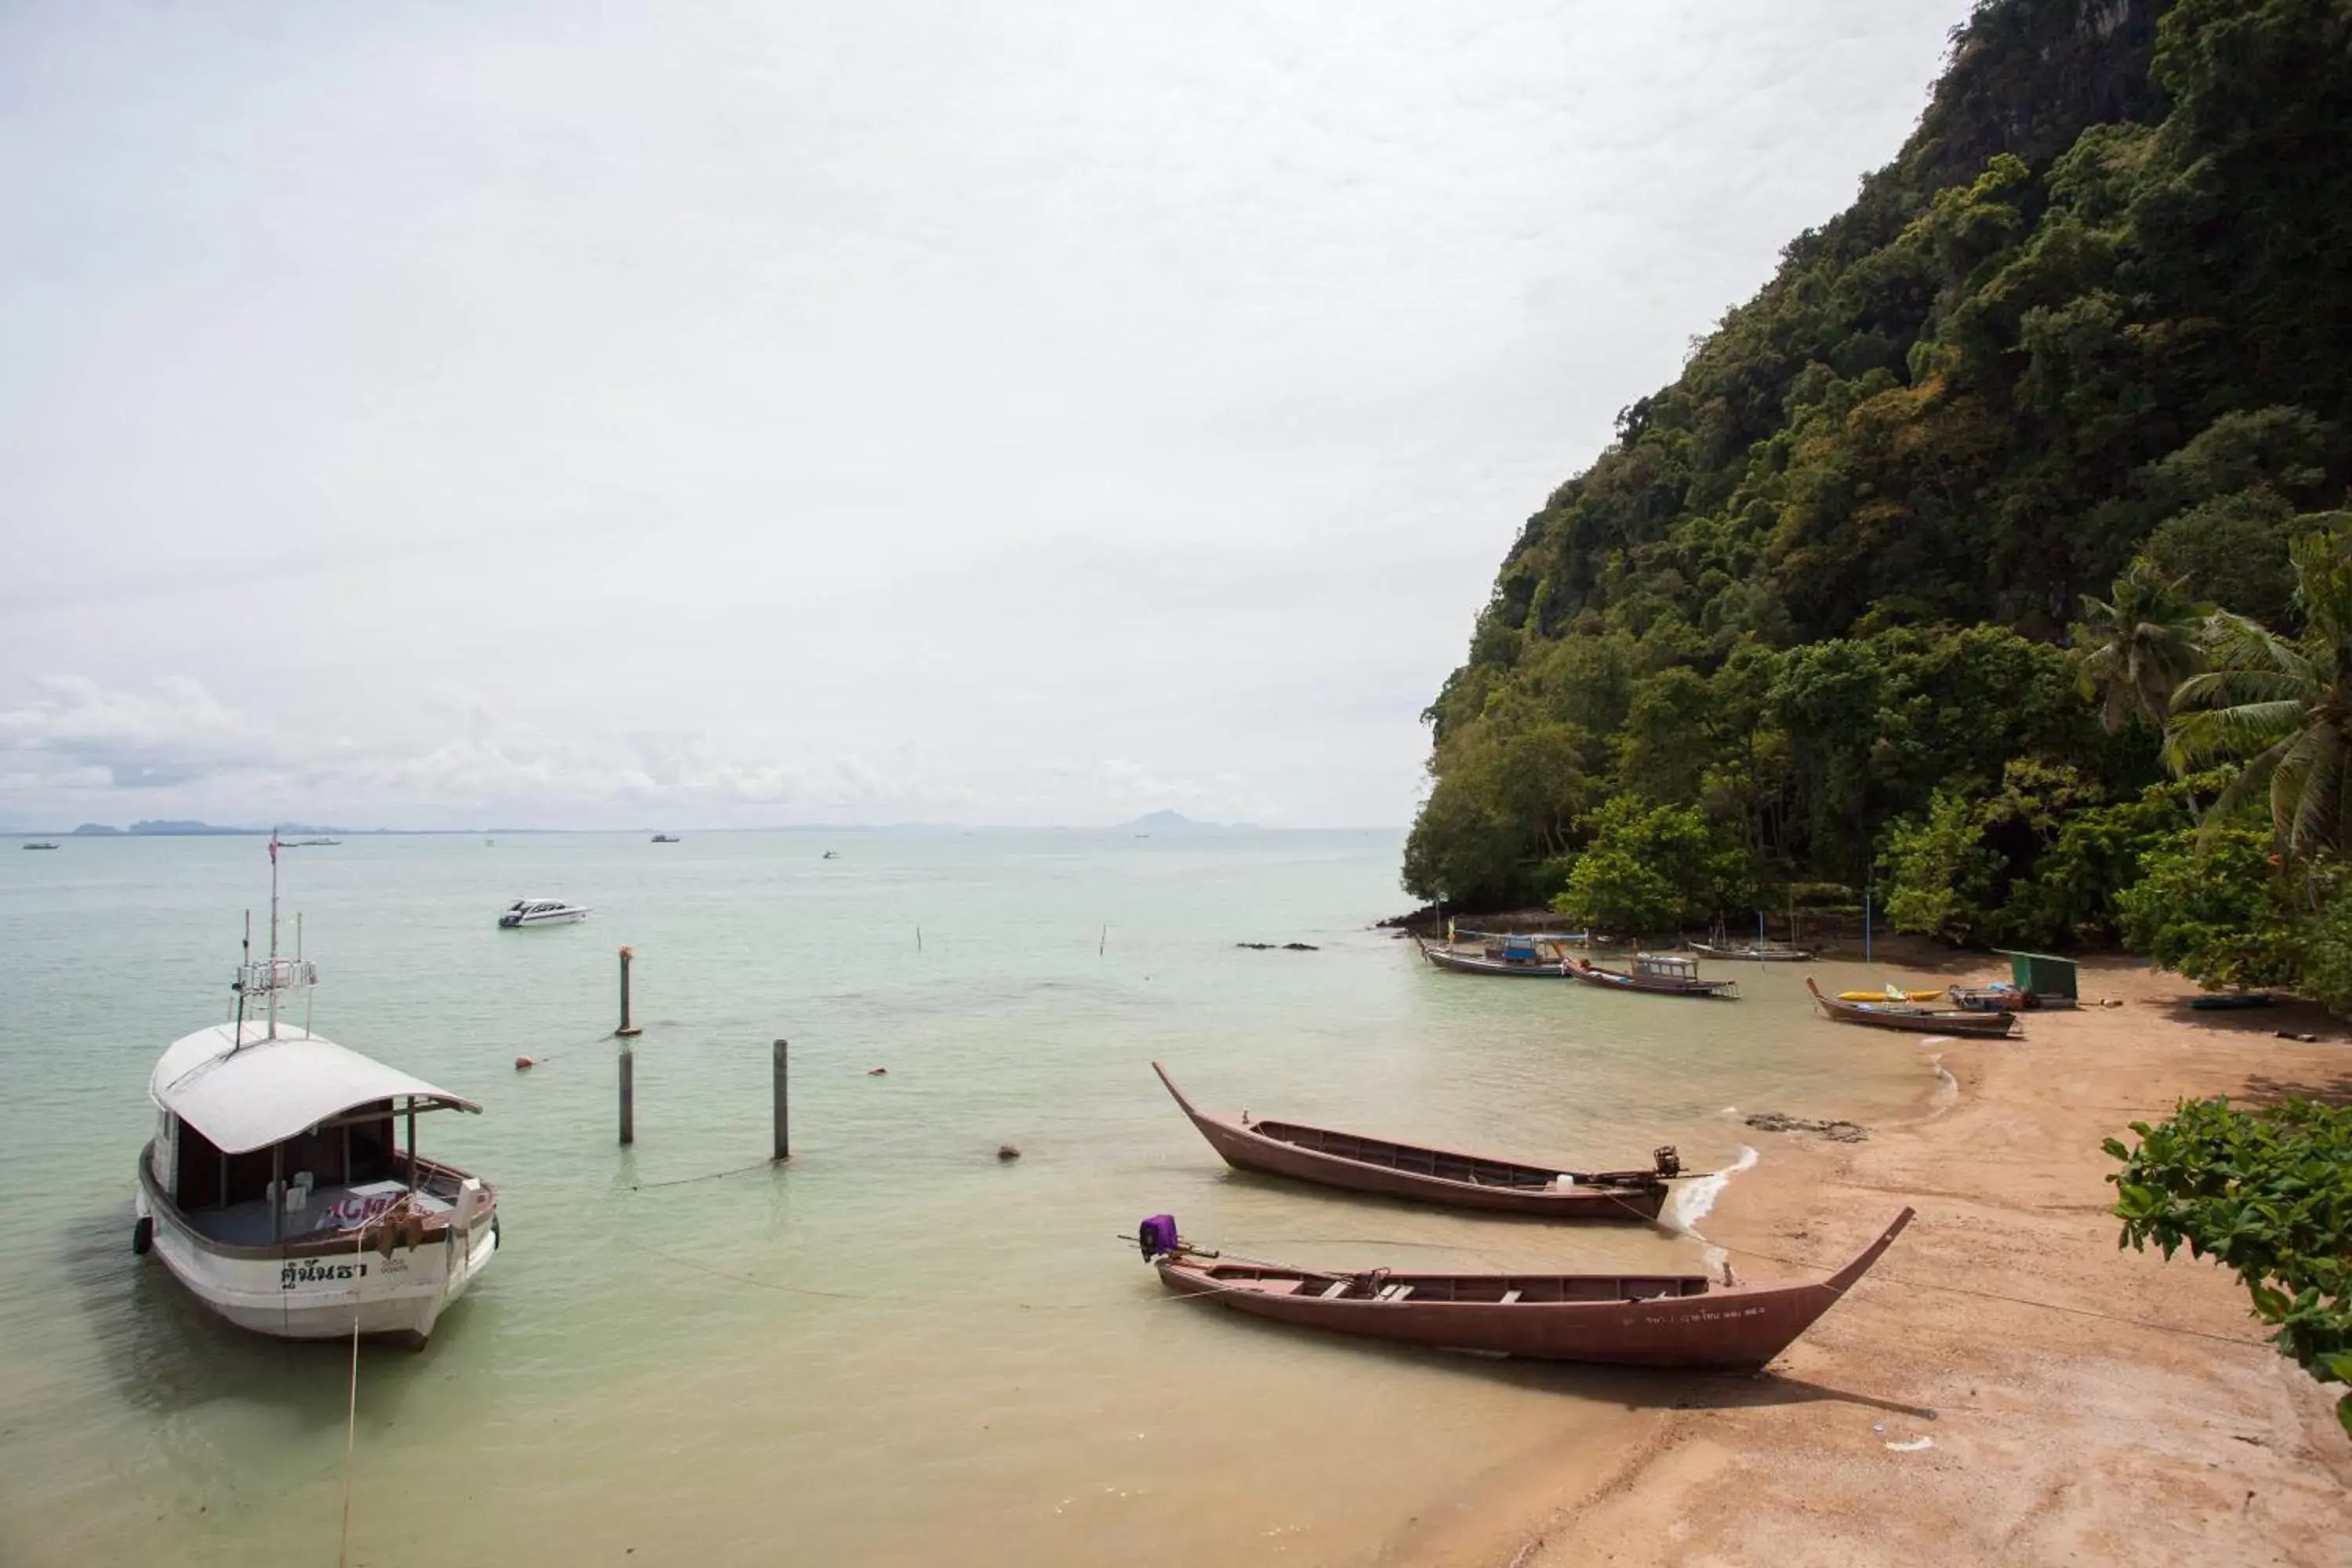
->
[615,946,642,1038]
[771,1037,789,1161]
[619,1046,635,1146]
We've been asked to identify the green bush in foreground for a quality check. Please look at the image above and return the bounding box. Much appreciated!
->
[2106,1097,2352,1436]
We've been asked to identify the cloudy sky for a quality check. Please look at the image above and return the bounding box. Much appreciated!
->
[0,1,1966,830]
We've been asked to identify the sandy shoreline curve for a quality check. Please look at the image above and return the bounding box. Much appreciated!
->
[1395,959,2352,1568]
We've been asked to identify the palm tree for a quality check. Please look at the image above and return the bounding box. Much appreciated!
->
[2071,557,2205,733]
[2167,531,2352,859]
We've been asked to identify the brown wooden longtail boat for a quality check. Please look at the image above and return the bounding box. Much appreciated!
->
[1151,1063,1677,1221]
[1566,953,1739,998]
[1135,1207,1915,1370]
[1805,976,2019,1037]
[1417,940,1571,978]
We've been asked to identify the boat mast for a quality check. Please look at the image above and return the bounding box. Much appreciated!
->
[298,911,311,1035]
[230,909,251,1054]
[230,833,314,1051]
[266,829,281,1040]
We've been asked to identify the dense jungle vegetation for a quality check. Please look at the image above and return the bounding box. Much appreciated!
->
[1406,0,2352,1002]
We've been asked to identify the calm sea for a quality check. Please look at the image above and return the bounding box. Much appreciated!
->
[0,829,1930,1566]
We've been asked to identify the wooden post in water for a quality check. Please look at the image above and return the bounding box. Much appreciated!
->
[615,946,642,1038]
[619,1046,635,1146]
[771,1038,789,1161]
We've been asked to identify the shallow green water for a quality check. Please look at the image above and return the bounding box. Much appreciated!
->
[0,830,1933,1566]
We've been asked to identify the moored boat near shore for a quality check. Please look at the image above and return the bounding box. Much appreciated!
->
[1152,1063,1678,1220]
[1138,1207,1914,1369]
[1416,935,1575,978]
[1806,976,2018,1036]
[1416,927,1587,977]
[1688,939,1813,962]
[134,842,499,1346]
[1568,953,1739,998]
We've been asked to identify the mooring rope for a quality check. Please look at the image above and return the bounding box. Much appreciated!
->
[510,1030,627,1069]
[336,1207,369,1568]
[335,1191,423,1568]
[622,1159,777,1192]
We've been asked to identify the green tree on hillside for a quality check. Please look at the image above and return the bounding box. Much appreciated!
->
[2169,532,2352,859]
[1548,796,1747,937]
[2115,826,2300,989]
[2071,558,2205,733]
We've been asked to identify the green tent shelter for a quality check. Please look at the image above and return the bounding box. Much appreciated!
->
[1992,949,2078,1005]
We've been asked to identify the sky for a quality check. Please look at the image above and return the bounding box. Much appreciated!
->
[0,0,1970,831]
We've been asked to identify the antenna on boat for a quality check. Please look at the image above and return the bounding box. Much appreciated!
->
[299,911,312,1036]
[230,909,252,1052]
[266,829,281,1040]
[229,829,316,1050]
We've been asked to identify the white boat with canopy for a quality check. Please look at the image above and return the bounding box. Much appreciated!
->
[133,840,499,1346]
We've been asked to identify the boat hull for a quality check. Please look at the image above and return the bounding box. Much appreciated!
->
[1806,978,2017,1036]
[1155,1210,1912,1370]
[1419,946,1568,978]
[1567,962,1737,999]
[1687,943,1811,961]
[136,1154,499,1343]
[1152,1065,1667,1221]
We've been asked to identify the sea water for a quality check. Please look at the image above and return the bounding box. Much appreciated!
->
[0,830,1930,1566]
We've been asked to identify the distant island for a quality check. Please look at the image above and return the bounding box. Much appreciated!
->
[1116,810,1257,832]
[68,820,350,837]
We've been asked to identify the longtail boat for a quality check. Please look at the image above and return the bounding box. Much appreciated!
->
[1567,953,1739,998]
[1688,939,1813,962]
[1150,1063,1677,1220]
[1135,1207,1914,1370]
[1416,932,1577,978]
[1805,976,2018,1037]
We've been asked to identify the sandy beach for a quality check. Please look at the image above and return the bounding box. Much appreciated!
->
[1403,958,2352,1568]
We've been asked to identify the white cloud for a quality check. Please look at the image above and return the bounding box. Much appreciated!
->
[0,0,1970,830]
[0,673,1263,829]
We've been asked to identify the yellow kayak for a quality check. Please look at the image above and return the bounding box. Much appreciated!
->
[1838,987,1946,1004]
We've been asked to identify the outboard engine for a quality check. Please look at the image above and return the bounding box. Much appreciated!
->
[1136,1213,1179,1261]
[1652,1145,1682,1179]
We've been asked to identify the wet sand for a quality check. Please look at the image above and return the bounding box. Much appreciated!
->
[1402,959,2352,1567]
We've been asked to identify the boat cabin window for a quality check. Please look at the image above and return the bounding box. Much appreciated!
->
[1636,955,1697,979]
[169,1102,400,1210]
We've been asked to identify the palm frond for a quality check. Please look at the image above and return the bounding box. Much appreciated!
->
[2194,737,2291,847]
[2166,700,2308,771]
[2285,724,2351,856]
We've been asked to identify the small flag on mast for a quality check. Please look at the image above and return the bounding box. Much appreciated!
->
[268,832,278,864]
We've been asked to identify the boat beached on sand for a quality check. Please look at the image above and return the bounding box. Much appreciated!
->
[1152,1063,1679,1220]
[135,840,499,1346]
[1137,1207,1914,1370]
[1688,938,1812,962]
[1806,976,2018,1037]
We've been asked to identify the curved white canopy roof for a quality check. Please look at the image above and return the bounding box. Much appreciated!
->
[149,1022,480,1156]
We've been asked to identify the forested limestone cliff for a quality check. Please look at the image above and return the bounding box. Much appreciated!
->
[1406,0,2352,955]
